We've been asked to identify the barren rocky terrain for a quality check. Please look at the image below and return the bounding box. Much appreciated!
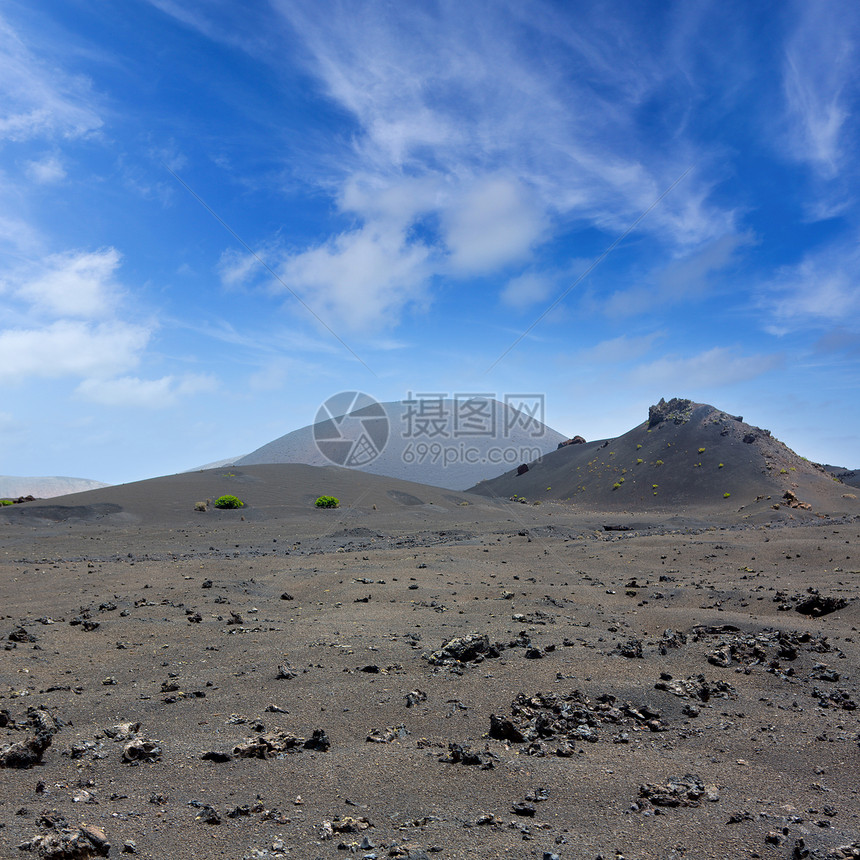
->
[1,452,858,860]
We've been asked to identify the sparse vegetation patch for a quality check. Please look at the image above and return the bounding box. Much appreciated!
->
[214,495,244,509]
[315,496,340,508]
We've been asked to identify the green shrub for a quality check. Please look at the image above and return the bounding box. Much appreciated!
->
[636,458,643,465]
[723,492,731,498]
[315,495,340,508]
[698,447,706,454]
[0,499,13,506]
[214,494,244,509]
[655,459,663,466]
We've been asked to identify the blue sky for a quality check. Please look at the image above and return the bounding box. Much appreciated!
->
[1,0,858,484]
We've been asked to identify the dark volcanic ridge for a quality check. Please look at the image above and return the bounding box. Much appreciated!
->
[470,397,858,521]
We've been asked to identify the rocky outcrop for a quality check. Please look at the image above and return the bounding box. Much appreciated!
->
[648,397,694,427]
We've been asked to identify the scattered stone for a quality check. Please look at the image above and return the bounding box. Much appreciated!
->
[659,629,687,653]
[782,490,812,511]
[233,731,304,758]
[303,729,331,751]
[438,742,496,769]
[475,813,502,826]
[616,638,643,659]
[636,774,718,809]
[811,687,857,710]
[200,750,233,762]
[427,633,499,666]
[405,690,427,708]
[319,816,371,839]
[810,664,840,682]
[795,593,849,618]
[511,801,536,816]
[232,727,330,758]
[1,733,52,769]
[654,674,736,701]
[366,724,409,743]
[103,721,141,741]
[195,805,221,824]
[489,690,665,754]
[18,825,110,858]
[122,738,161,763]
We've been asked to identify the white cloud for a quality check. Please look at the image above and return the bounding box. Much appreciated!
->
[0,320,150,383]
[280,222,432,332]
[577,333,663,365]
[630,347,784,389]
[0,13,102,142]
[762,236,860,333]
[275,0,734,247]
[12,248,122,318]
[500,271,555,310]
[76,373,217,407]
[25,154,66,183]
[0,210,41,253]
[443,177,547,274]
[782,2,856,177]
[218,249,262,289]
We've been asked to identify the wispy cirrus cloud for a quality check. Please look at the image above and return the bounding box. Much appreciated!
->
[76,373,218,407]
[155,0,742,332]
[760,234,860,335]
[782,1,857,179]
[630,346,784,389]
[0,13,102,142]
[24,153,66,184]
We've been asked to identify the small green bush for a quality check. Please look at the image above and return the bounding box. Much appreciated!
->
[315,495,340,508]
[655,459,664,466]
[636,458,643,465]
[698,447,706,454]
[723,492,731,498]
[214,494,244,509]
[0,499,13,506]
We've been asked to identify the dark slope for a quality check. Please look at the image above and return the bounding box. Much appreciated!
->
[0,462,498,529]
[469,398,859,517]
[824,465,860,488]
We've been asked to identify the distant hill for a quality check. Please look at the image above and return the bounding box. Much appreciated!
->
[230,398,566,490]
[469,397,858,517]
[823,465,860,489]
[0,476,110,499]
